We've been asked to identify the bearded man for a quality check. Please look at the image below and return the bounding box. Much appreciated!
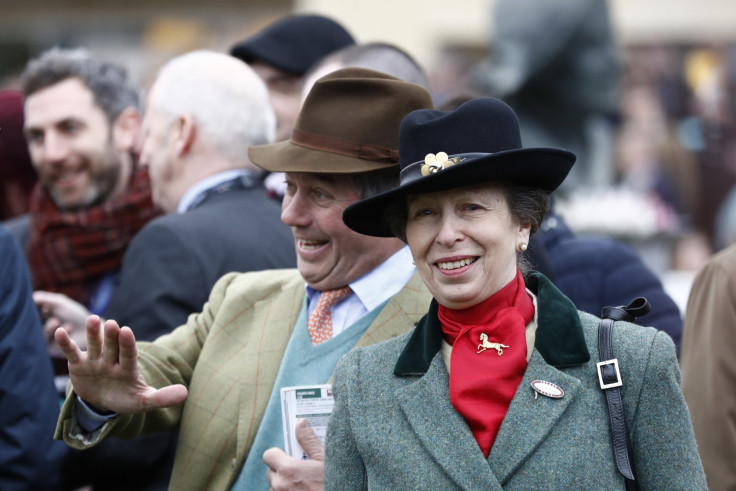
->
[11,48,160,318]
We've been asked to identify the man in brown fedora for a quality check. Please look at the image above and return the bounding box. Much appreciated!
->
[52,68,433,490]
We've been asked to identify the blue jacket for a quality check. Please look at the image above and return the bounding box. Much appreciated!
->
[0,225,66,490]
[535,213,683,353]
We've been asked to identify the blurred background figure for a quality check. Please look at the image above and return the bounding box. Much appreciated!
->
[10,48,161,387]
[105,49,296,340]
[615,122,690,219]
[230,14,355,142]
[680,47,736,248]
[0,223,66,491]
[301,41,430,99]
[12,48,159,325]
[0,90,38,222]
[680,242,736,491]
[532,209,684,353]
[471,0,620,197]
[616,82,699,222]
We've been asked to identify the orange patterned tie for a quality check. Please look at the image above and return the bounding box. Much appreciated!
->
[308,286,353,344]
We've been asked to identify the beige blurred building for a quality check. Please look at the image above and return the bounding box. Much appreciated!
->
[2,0,736,87]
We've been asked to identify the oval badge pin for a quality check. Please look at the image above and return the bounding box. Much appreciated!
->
[531,380,564,399]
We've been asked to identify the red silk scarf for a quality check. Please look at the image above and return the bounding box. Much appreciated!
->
[26,166,161,306]
[438,270,534,457]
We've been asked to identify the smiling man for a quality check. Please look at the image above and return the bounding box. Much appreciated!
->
[54,68,434,490]
[14,48,159,317]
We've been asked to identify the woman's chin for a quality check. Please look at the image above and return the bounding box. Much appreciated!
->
[434,291,485,310]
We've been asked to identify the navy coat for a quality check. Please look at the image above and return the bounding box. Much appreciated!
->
[0,225,66,490]
[535,213,683,353]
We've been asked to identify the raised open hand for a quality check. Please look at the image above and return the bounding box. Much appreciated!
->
[54,315,188,414]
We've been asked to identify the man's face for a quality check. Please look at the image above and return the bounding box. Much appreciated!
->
[250,61,302,141]
[281,172,400,291]
[138,90,177,212]
[24,78,127,210]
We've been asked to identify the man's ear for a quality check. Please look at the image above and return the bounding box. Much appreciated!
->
[173,114,196,157]
[112,107,142,152]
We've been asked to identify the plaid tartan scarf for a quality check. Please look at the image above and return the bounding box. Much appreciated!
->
[26,166,161,306]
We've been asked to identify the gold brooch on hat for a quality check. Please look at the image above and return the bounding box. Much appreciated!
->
[421,152,464,176]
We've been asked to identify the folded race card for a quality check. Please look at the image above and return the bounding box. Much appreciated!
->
[280,384,334,459]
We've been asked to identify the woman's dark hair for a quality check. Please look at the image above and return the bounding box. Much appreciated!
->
[505,184,549,236]
[384,182,549,275]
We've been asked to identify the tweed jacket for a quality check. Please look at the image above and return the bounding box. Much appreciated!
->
[325,273,706,490]
[56,269,431,490]
[681,243,736,491]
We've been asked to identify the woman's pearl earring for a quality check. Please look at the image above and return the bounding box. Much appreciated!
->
[518,242,528,252]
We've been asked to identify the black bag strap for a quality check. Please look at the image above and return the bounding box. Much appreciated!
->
[597,297,650,491]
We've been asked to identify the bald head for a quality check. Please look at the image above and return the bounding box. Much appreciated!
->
[148,50,275,167]
[141,50,275,212]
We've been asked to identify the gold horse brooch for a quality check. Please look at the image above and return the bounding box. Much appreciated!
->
[477,333,509,356]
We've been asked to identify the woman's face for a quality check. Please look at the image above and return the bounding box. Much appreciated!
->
[405,183,530,310]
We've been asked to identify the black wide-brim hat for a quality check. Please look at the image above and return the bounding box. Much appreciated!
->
[343,97,576,237]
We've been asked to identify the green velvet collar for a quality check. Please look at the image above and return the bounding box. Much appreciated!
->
[394,272,590,376]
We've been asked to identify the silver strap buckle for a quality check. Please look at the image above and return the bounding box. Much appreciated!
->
[597,358,623,389]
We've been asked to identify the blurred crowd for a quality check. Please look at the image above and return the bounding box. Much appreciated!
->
[5,25,736,270]
[616,43,736,255]
[434,36,736,275]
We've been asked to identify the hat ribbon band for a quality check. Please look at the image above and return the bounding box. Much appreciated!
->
[399,152,488,185]
[291,128,399,163]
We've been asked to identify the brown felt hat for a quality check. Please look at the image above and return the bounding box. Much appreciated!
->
[248,67,434,173]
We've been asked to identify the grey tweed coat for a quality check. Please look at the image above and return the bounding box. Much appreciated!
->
[325,273,706,490]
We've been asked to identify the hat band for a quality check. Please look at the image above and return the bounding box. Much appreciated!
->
[399,152,493,186]
[399,161,425,185]
[291,128,399,163]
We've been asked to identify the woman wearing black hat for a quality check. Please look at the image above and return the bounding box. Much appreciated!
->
[324,98,705,489]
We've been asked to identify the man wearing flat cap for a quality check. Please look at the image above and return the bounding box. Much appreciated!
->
[230,14,354,142]
[53,68,433,490]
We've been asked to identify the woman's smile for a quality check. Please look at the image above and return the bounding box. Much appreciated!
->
[406,184,530,310]
[435,256,478,272]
